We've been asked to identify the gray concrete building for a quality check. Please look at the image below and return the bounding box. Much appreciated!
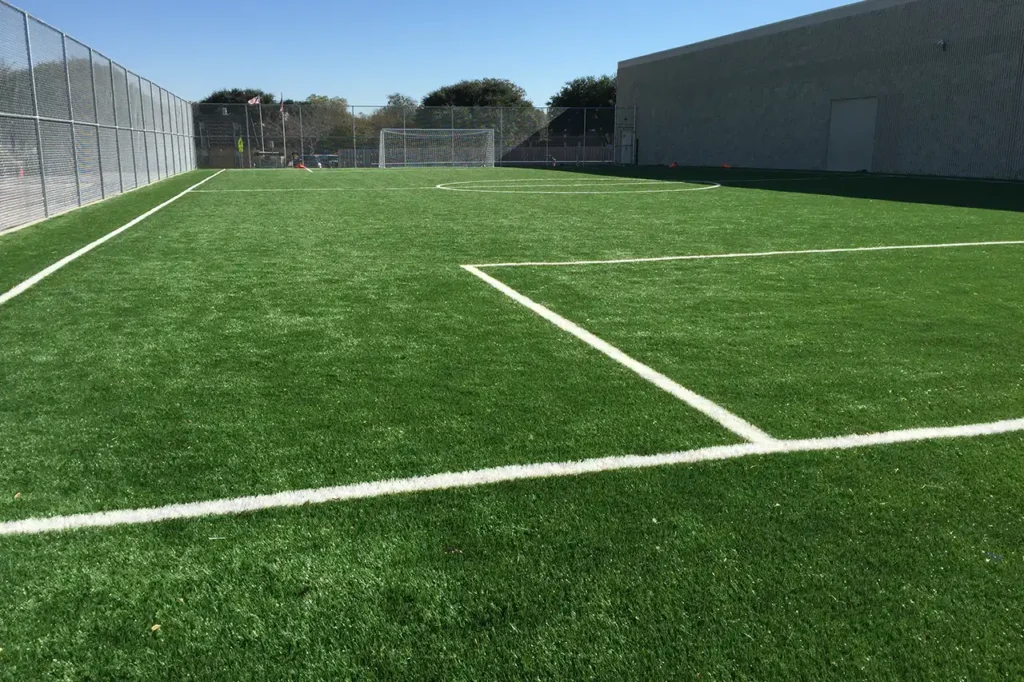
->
[615,0,1024,180]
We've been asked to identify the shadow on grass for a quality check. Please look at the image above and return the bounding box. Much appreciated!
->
[533,165,1024,213]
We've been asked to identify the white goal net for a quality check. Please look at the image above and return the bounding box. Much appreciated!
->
[378,129,496,168]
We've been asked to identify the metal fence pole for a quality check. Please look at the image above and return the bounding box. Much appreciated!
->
[545,107,549,166]
[124,68,139,188]
[298,103,304,159]
[351,105,357,167]
[142,86,151,182]
[62,34,83,206]
[24,14,49,216]
[89,49,106,193]
[499,108,503,167]
[109,62,124,193]
[402,108,407,166]
[582,107,587,166]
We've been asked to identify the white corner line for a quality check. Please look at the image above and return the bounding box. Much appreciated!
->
[0,170,225,309]
[2,417,1022,536]
[468,240,1024,269]
[461,264,775,443]
[304,167,315,173]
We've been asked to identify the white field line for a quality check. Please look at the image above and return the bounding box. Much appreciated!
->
[0,170,225,309]
[437,183,720,195]
[192,187,436,193]
[461,265,775,443]
[0,170,210,239]
[442,181,702,189]
[2,417,1022,536]
[470,240,1024,269]
[304,167,315,173]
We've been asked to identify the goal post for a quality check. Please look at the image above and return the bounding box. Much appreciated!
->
[379,129,496,168]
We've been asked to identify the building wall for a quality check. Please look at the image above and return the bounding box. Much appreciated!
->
[616,0,1024,180]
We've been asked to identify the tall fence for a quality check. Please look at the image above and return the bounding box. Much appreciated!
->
[0,0,196,233]
[194,103,632,168]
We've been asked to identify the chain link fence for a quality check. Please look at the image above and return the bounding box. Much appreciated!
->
[194,102,632,169]
[0,0,196,233]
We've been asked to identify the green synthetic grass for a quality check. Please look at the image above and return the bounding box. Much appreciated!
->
[1,167,1023,679]
[0,171,213,293]
[496,246,1024,438]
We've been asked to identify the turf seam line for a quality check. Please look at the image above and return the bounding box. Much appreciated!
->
[0,170,225,309]
[468,240,1024,268]
[461,264,776,443]
[2,417,1022,536]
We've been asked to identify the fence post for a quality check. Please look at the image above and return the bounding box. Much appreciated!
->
[24,14,49,216]
[89,49,106,190]
[125,69,139,188]
[498,108,503,167]
[351,105,357,167]
[141,82,151,181]
[298,103,304,159]
[402,107,407,167]
[62,34,83,206]
[582,107,587,166]
[109,62,124,192]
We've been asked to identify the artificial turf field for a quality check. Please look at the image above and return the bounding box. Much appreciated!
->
[1,165,1023,679]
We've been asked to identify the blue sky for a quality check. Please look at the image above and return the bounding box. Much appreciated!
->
[15,0,858,105]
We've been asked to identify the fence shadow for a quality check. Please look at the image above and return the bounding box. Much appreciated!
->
[541,165,1024,213]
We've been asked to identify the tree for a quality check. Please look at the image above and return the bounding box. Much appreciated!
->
[547,75,616,108]
[421,78,532,108]
[302,94,353,153]
[201,88,276,105]
[385,93,417,110]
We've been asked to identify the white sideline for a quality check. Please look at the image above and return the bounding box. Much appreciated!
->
[470,240,1024,269]
[461,265,775,443]
[0,170,225,308]
[0,171,208,239]
[2,417,1022,536]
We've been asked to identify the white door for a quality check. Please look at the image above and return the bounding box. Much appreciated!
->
[826,98,878,172]
[619,129,635,165]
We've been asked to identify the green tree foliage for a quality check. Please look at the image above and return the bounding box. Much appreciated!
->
[547,75,616,108]
[421,79,532,107]
[201,88,277,105]
[301,95,353,152]
[385,93,418,109]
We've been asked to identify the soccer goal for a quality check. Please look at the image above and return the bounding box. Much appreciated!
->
[378,129,496,168]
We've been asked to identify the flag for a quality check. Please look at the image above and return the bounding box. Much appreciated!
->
[247,96,260,105]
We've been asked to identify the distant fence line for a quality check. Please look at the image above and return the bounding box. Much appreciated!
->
[193,103,634,168]
[0,0,196,232]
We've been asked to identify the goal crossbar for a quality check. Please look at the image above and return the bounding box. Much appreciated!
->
[379,129,496,168]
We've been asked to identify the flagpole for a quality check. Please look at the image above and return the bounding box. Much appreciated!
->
[258,104,265,153]
[281,93,287,164]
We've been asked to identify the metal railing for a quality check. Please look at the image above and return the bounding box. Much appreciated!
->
[194,103,633,168]
[0,0,196,232]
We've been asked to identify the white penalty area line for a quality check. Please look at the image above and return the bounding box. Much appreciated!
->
[461,264,775,444]
[0,170,226,309]
[3,417,1022,536]
[470,240,1024,269]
